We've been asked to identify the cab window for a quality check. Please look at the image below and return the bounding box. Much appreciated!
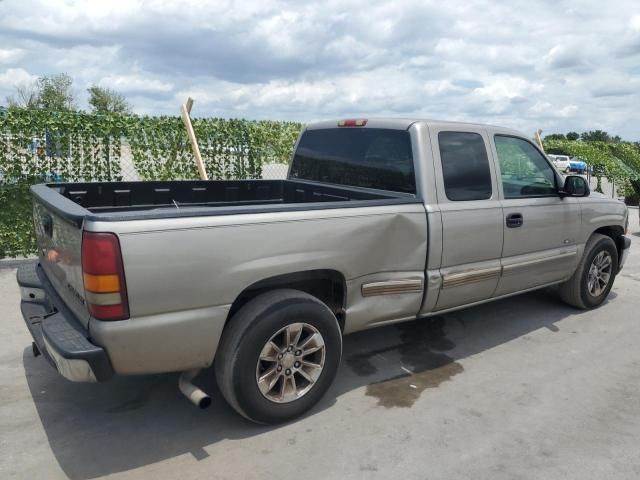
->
[495,135,557,198]
[438,131,493,201]
[290,128,416,194]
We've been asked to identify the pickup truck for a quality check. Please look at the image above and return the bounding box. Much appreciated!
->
[17,118,631,424]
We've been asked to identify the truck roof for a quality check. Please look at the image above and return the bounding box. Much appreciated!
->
[306,118,526,137]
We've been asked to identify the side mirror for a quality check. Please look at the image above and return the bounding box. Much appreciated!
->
[560,175,590,197]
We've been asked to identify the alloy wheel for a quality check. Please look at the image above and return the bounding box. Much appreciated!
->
[255,323,326,403]
[587,250,612,297]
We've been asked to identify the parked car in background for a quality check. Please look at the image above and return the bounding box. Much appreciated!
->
[569,157,588,174]
[17,118,631,424]
[548,154,571,173]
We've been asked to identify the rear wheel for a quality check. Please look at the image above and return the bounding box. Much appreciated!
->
[215,289,342,424]
[559,233,618,309]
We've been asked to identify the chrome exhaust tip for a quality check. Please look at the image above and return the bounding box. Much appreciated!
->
[178,369,211,409]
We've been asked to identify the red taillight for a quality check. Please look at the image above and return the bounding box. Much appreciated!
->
[338,119,367,127]
[81,231,129,321]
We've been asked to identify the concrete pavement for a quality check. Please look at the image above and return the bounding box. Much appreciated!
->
[1,210,639,480]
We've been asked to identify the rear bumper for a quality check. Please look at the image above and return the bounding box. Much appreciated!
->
[17,262,113,382]
[618,235,631,272]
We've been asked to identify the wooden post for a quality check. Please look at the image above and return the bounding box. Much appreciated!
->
[180,97,208,180]
[535,129,545,152]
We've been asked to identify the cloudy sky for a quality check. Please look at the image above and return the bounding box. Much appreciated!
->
[0,0,639,139]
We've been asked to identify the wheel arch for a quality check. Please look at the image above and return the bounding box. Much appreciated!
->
[592,225,625,262]
[226,269,347,331]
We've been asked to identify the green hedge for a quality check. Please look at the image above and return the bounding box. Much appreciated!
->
[544,139,640,196]
[0,108,303,258]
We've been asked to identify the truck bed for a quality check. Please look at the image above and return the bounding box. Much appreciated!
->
[33,179,418,225]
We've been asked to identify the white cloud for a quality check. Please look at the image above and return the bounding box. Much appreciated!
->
[557,105,578,118]
[0,48,24,64]
[0,68,37,88]
[99,74,173,93]
[469,76,543,115]
[591,79,637,98]
[0,0,638,139]
[545,45,586,69]
[531,101,552,114]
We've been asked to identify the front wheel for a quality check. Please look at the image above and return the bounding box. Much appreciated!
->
[215,289,342,424]
[559,233,618,309]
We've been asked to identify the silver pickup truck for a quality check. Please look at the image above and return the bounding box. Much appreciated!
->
[18,118,631,424]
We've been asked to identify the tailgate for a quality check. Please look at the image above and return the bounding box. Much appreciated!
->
[32,198,91,328]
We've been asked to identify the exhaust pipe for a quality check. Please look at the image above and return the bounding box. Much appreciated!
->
[178,369,212,409]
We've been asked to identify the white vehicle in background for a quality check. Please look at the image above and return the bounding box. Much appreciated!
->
[548,154,571,173]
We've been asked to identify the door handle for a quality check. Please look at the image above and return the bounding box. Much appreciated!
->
[506,213,523,228]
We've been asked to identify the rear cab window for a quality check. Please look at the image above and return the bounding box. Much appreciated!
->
[290,128,416,194]
[437,131,493,201]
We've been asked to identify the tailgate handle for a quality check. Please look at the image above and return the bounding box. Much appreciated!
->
[42,213,54,237]
[506,213,523,228]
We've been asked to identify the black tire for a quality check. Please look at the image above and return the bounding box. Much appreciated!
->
[214,289,342,424]
[559,233,618,309]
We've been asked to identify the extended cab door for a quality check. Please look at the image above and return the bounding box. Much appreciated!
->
[489,134,581,296]
[429,127,504,310]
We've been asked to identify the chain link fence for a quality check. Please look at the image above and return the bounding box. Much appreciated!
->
[0,135,291,258]
[114,141,288,182]
[0,110,300,257]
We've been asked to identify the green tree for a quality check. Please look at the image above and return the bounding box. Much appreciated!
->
[87,85,131,114]
[580,130,625,143]
[581,130,611,143]
[566,131,580,141]
[544,133,566,141]
[36,73,76,111]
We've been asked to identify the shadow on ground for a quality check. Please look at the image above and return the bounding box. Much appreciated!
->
[24,286,598,479]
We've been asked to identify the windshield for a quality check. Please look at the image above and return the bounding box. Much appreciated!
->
[290,128,416,194]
